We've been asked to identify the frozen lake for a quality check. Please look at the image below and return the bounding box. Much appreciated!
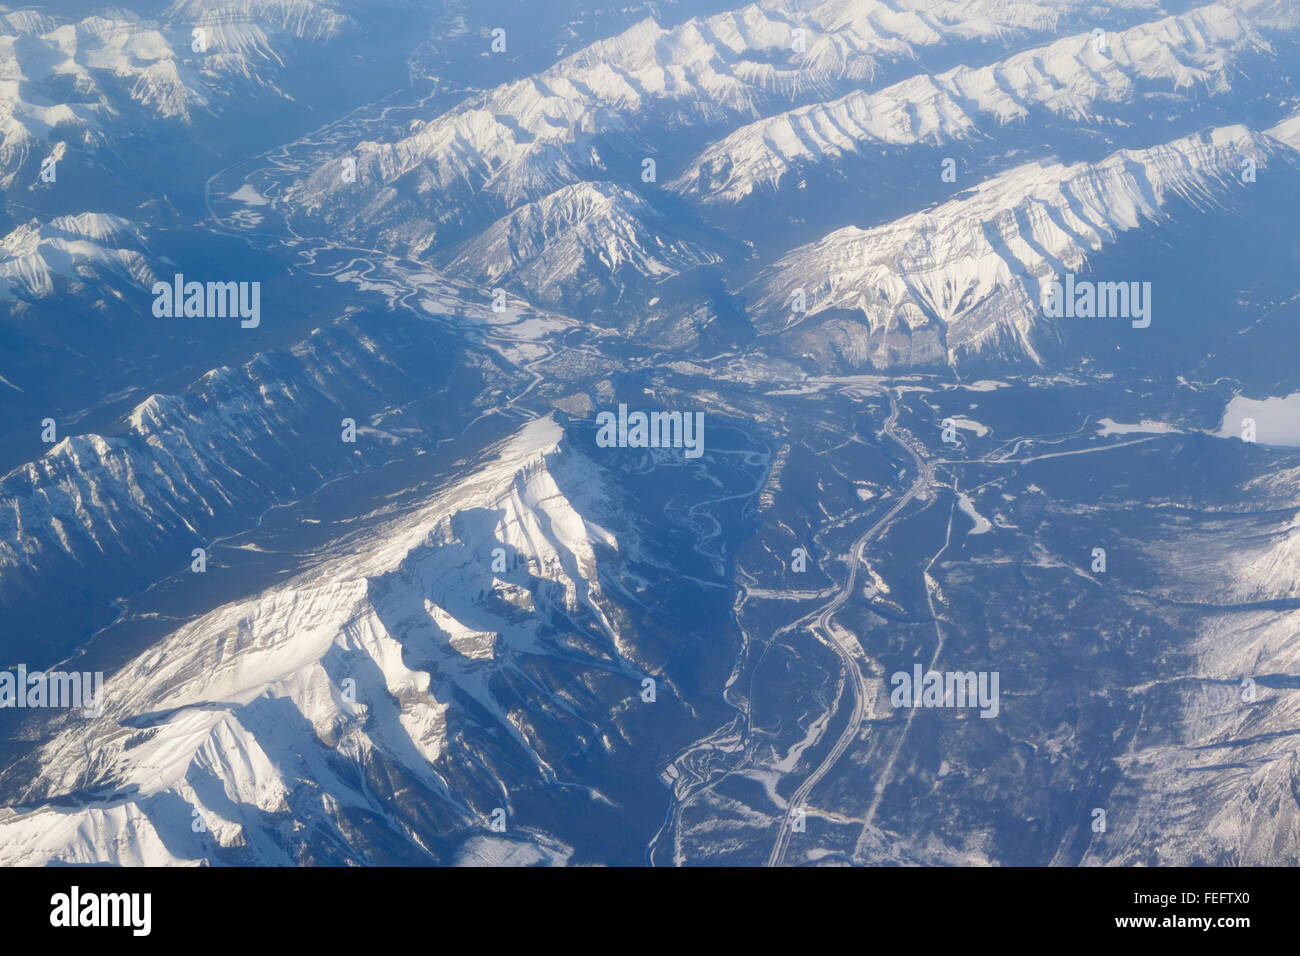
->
[1217,393,1300,447]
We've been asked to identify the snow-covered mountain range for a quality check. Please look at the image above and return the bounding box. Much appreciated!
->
[744,124,1295,368]
[673,0,1295,204]
[0,418,626,864]
[279,0,1161,251]
[1,0,1299,869]
[0,0,362,188]
[443,182,722,325]
[0,212,156,298]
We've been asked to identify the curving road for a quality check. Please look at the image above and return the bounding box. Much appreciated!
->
[767,392,932,867]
